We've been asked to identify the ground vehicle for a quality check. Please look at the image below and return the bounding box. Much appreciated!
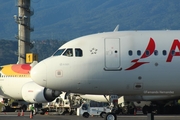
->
[1,99,29,112]
[77,100,111,118]
[1,98,43,114]
[41,92,82,115]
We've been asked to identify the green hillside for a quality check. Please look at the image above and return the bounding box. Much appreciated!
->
[0,39,66,65]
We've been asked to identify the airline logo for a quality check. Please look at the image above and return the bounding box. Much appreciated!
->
[125,38,180,70]
[166,40,180,62]
[0,64,31,76]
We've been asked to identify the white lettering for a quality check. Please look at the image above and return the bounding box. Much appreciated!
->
[144,90,174,94]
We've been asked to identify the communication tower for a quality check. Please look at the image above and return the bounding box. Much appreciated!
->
[14,0,34,64]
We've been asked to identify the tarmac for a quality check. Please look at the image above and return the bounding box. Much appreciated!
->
[0,112,180,120]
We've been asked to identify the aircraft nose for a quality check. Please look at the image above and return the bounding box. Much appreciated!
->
[30,61,47,87]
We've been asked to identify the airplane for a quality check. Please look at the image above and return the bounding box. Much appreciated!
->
[30,29,180,119]
[0,62,61,111]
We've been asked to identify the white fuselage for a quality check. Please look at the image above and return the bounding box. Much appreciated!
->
[0,64,32,99]
[31,30,180,96]
[0,77,31,99]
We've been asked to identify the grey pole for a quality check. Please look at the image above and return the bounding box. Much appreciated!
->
[16,0,34,64]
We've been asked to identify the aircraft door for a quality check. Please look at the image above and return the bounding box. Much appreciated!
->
[104,38,121,71]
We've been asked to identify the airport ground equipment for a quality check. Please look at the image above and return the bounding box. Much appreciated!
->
[40,92,82,115]
[77,100,111,118]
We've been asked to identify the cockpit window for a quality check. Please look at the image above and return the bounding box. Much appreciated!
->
[63,48,73,57]
[53,48,82,57]
[75,48,83,57]
[52,49,65,56]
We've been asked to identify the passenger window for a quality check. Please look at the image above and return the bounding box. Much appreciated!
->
[154,50,158,56]
[75,48,83,57]
[52,49,65,56]
[146,50,150,56]
[171,50,175,56]
[162,50,167,56]
[63,48,73,57]
[128,50,133,56]
[137,50,141,56]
